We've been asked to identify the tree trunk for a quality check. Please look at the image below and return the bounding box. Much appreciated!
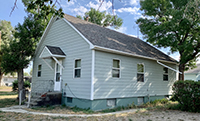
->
[179,63,185,80]
[0,69,3,86]
[17,69,25,101]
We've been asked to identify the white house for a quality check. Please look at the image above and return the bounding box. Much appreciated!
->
[31,14,179,110]
[0,74,17,86]
[185,64,200,81]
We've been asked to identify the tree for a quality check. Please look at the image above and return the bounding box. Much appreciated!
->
[136,0,200,80]
[1,14,46,100]
[24,72,30,77]
[11,0,68,18]
[29,68,32,76]
[77,8,123,29]
[0,20,14,86]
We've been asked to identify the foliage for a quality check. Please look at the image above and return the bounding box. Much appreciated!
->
[12,80,30,91]
[136,0,200,80]
[1,14,45,73]
[172,80,200,112]
[22,0,65,19]
[29,68,32,76]
[0,20,15,86]
[24,72,30,76]
[0,20,14,46]
[78,8,123,29]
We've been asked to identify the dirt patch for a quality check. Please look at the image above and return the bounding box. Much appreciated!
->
[0,109,200,121]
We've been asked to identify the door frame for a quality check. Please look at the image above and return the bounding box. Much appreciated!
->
[54,60,62,91]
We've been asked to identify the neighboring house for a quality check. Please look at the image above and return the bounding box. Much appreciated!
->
[1,74,17,86]
[32,14,179,110]
[185,64,200,81]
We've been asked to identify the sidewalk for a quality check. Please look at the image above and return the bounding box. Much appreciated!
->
[0,105,138,117]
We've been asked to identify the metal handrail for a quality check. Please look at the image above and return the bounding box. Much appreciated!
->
[27,79,54,108]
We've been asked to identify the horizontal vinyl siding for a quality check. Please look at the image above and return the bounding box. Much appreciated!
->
[94,51,176,99]
[32,19,92,99]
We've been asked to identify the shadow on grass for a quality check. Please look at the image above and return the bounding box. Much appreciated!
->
[0,91,17,96]
[0,98,18,108]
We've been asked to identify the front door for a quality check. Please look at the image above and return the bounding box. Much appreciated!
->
[54,60,62,91]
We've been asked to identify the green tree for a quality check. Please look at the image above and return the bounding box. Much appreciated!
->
[29,68,32,76]
[1,14,46,100]
[24,72,30,77]
[78,8,123,29]
[0,20,14,86]
[11,0,67,18]
[136,0,200,80]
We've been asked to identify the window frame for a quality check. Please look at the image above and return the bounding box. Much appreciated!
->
[107,98,116,107]
[112,59,121,78]
[137,63,145,82]
[163,67,168,81]
[37,64,42,77]
[74,59,81,78]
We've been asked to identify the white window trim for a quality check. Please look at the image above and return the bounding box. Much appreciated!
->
[112,59,121,78]
[74,59,81,78]
[163,67,168,81]
[37,64,42,77]
[137,63,145,82]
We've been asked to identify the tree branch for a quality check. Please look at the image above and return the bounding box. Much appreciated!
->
[10,0,18,17]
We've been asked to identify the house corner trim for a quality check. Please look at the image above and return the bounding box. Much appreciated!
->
[91,50,95,100]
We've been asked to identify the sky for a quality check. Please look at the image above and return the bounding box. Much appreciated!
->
[0,0,180,73]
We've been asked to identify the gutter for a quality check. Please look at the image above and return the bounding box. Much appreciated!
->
[157,60,182,74]
[92,45,178,65]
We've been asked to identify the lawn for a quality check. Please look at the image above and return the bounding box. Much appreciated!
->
[0,90,199,121]
[0,86,12,90]
[0,98,18,108]
[0,91,17,96]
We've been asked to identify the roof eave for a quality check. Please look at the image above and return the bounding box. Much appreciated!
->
[92,45,178,65]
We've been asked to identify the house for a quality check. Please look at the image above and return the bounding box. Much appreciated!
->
[31,14,179,110]
[185,64,200,81]
[0,74,17,86]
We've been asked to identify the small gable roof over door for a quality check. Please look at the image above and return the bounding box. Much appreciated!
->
[39,45,66,59]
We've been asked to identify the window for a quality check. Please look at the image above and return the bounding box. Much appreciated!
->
[137,64,144,82]
[74,59,81,78]
[37,65,42,77]
[163,67,168,81]
[137,97,144,105]
[56,63,60,82]
[107,99,116,107]
[112,59,120,78]
[67,97,73,103]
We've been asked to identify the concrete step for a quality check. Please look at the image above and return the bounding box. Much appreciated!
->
[30,98,42,102]
[25,102,37,106]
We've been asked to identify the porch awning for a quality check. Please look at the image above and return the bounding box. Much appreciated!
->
[39,45,66,59]
[39,46,66,70]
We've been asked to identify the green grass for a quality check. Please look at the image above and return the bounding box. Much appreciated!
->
[0,91,17,96]
[0,98,18,108]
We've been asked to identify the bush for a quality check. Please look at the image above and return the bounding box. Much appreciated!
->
[172,80,200,112]
[12,80,31,91]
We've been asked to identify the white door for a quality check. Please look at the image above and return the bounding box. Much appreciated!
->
[54,60,62,91]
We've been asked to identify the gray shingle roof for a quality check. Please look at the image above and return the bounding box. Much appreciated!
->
[46,45,66,56]
[64,14,177,63]
[185,64,200,74]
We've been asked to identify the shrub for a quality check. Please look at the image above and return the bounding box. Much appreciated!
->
[172,80,200,112]
[12,80,31,91]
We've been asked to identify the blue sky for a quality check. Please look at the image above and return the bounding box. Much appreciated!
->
[0,0,180,73]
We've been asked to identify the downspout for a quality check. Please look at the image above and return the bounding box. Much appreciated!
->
[157,60,182,74]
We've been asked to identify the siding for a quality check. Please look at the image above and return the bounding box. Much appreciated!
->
[94,50,176,99]
[32,18,92,99]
